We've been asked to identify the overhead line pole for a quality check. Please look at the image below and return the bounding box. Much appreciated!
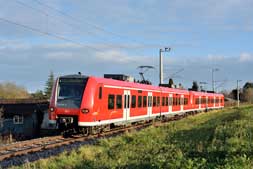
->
[159,47,171,84]
[237,80,242,107]
[212,68,219,92]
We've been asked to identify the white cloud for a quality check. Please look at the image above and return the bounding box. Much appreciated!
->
[45,52,74,60]
[95,50,137,64]
[207,54,225,61]
[239,52,253,62]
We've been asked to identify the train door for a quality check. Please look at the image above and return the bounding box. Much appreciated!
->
[199,96,201,109]
[190,94,193,109]
[169,94,173,113]
[206,96,208,109]
[123,90,130,121]
[147,92,152,117]
[180,95,184,111]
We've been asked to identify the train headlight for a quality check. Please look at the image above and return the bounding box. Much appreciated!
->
[50,107,54,112]
[81,109,89,114]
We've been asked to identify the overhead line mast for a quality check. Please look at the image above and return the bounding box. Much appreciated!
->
[159,47,171,84]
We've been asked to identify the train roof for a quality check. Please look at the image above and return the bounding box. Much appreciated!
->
[189,91,224,97]
[91,76,161,91]
[59,74,89,79]
[90,76,190,94]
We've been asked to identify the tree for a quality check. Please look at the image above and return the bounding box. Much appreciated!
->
[168,78,174,88]
[192,81,199,91]
[242,82,253,103]
[242,88,253,103]
[0,82,30,99]
[243,82,253,89]
[31,90,47,99]
[44,71,55,99]
[229,89,237,100]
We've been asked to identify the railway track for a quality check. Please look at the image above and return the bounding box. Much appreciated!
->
[0,111,197,163]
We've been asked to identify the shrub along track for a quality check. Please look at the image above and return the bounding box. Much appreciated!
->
[0,110,206,168]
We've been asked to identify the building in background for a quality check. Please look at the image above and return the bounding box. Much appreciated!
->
[0,99,48,142]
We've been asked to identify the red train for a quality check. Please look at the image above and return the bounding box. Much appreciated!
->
[49,74,224,134]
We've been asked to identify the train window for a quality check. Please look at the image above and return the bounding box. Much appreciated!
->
[173,97,176,105]
[195,98,199,105]
[148,96,152,107]
[162,97,165,106]
[124,95,126,108]
[169,97,173,106]
[108,94,115,109]
[116,95,122,109]
[131,95,136,108]
[153,96,156,107]
[184,98,188,105]
[157,97,160,107]
[166,97,169,106]
[143,96,147,107]
[99,87,102,99]
[138,96,142,107]
[180,97,183,105]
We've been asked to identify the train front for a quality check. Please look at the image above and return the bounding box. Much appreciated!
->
[49,74,89,132]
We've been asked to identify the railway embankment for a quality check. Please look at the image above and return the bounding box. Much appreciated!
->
[13,105,253,168]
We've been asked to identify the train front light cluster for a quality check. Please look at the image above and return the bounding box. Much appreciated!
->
[81,108,89,114]
[50,107,54,112]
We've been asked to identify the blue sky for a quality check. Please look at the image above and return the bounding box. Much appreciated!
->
[0,0,253,92]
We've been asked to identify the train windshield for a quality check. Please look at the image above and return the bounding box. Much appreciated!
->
[56,78,88,108]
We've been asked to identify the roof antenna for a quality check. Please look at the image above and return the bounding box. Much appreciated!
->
[78,72,81,75]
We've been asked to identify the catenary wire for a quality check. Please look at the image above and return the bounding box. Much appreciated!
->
[0,17,103,52]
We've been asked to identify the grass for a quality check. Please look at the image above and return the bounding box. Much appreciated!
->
[16,105,253,169]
